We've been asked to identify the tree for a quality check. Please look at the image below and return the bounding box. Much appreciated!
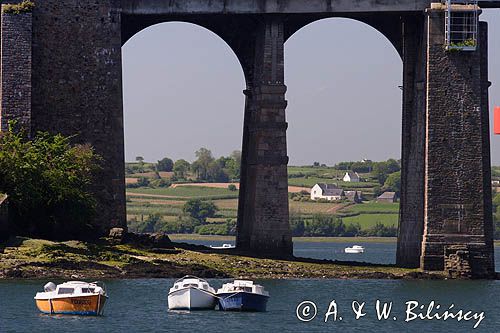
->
[135,156,145,173]
[207,160,229,182]
[173,159,190,179]
[0,125,101,239]
[192,148,214,180]
[227,151,241,179]
[157,157,174,172]
[384,171,401,194]
[182,199,218,223]
[372,159,400,185]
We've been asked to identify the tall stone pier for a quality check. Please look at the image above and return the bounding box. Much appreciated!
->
[0,0,496,274]
[397,5,494,277]
[236,19,293,255]
[420,7,494,276]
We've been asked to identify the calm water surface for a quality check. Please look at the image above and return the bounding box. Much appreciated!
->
[186,238,500,268]
[1,241,499,332]
[1,279,499,332]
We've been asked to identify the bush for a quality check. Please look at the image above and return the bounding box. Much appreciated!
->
[136,177,150,187]
[227,184,237,191]
[0,124,101,239]
[158,217,200,234]
[157,157,174,172]
[182,199,218,223]
[195,219,236,236]
[149,178,171,188]
[4,1,34,14]
[290,216,306,236]
[359,222,397,237]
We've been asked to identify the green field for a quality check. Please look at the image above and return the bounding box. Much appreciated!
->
[342,213,398,228]
[340,202,400,214]
[127,186,238,199]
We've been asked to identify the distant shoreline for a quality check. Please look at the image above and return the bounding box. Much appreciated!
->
[168,235,500,245]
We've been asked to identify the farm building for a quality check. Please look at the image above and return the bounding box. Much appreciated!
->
[377,192,397,203]
[310,183,344,201]
[345,190,363,203]
[343,171,360,182]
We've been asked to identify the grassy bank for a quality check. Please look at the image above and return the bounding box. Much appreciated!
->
[0,237,433,280]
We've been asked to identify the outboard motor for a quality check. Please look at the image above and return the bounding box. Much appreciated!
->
[44,282,56,292]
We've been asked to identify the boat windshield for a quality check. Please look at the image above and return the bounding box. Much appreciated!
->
[81,288,95,293]
[57,288,74,294]
[183,283,199,288]
[235,286,253,292]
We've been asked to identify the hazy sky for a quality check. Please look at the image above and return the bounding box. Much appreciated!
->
[122,10,500,165]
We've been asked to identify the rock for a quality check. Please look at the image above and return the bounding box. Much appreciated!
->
[150,233,172,248]
[109,228,125,243]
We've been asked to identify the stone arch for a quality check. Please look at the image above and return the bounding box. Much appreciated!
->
[283,14,404,58]
[121,15,258,87]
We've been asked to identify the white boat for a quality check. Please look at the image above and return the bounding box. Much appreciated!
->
[209,243,235,249]
[34,281,108,316]
[344,245,365,254]
[168,276,217,310]
[216,280,270,312]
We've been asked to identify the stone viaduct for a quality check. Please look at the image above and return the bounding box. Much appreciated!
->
[1,0,498,277]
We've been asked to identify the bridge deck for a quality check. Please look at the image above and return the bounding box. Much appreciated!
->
[121,0,500,15]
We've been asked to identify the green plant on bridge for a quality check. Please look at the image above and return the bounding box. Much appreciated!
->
[447,38,477,52]
[3,1,35,14]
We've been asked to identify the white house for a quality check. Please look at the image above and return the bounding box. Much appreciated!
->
[310,183,344,201]
[343,171,360,182]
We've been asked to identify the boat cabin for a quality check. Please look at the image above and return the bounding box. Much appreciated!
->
[218,280,269,296]
[170,276,215,293]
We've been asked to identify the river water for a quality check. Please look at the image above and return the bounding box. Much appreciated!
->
[1,241,499,332]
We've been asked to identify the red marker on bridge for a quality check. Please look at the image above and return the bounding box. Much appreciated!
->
[495,106,500,135]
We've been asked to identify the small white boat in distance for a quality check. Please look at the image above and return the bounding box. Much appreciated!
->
[168,276,217,310]
[209,243,235,249]
[344,245,365,254]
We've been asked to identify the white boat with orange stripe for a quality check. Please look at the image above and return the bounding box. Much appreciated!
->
[34,281,108,316]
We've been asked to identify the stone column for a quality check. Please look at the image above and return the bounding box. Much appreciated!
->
[396,15,427,268]
[478,21,495,275]
[420,7,494,277]
[0,7,32,135]
[30,1,126,235]
[236,17,292,256]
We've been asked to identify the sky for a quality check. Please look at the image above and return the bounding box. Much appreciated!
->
[122,10,500,165]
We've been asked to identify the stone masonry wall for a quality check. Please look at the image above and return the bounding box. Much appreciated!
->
[479,21,495,273]
[0,8,32,135]
[421,8,494,277]
[397,15,427,268]
[30,0,126,234]
[236,18,292,255]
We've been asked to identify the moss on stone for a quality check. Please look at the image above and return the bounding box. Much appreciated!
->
[3,1,35,15]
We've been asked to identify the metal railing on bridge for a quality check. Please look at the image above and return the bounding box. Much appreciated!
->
[444,0,479,51]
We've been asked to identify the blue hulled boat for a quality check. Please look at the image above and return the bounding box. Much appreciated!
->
[216,280,269,312]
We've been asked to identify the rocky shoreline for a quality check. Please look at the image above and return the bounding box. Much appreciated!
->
[0,236,492,281]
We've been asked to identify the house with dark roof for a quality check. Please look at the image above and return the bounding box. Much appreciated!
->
[310,183,345,201]
[377,191,397,203]
[343,171,360,182]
